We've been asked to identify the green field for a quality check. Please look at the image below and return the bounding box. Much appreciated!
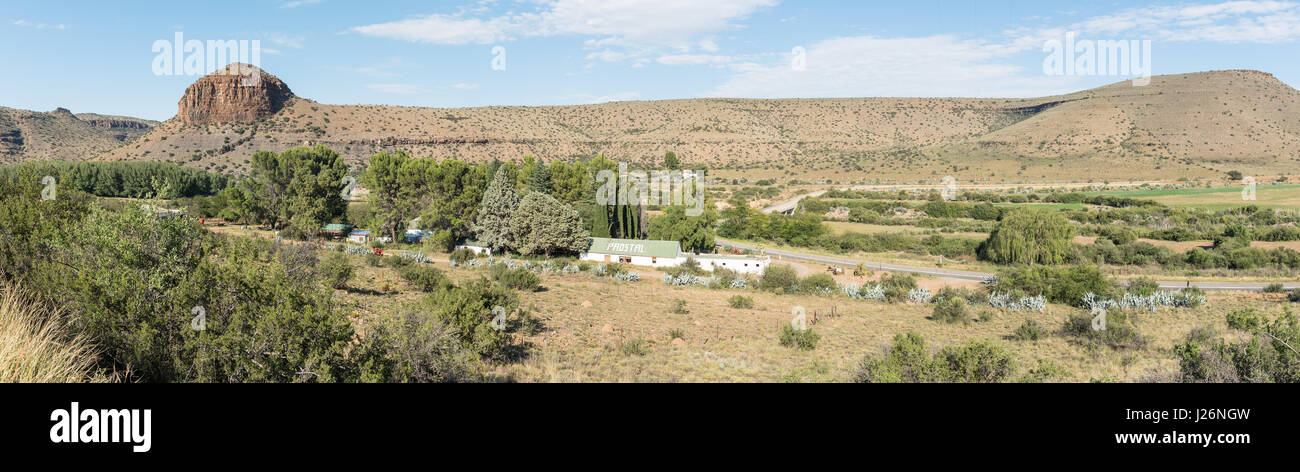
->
[1086,183,1300,210]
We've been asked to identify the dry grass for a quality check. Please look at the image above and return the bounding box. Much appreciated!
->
[326,260,1259,383]
[0,284,105,383]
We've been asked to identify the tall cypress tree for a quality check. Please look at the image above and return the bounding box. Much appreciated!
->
[591,204,610,237]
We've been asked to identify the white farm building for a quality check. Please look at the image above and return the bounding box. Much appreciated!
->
[580,237,769,275]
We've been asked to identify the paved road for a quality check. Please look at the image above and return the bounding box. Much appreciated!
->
[717,238,1300,292]
[761,190,826,214]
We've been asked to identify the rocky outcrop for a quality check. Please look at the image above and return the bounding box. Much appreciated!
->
[0,116,21,156]
[177,63,293,125]
[81,118,153,141]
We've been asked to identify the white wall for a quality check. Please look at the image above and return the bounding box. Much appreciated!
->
[580,253,682,268]
[693,255,769,275]
[455,245,494,255]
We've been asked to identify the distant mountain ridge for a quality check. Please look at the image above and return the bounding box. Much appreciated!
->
[0,106,158,163]
[12,65,1300,182]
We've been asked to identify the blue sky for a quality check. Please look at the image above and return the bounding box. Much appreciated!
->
[2,0,1298,121]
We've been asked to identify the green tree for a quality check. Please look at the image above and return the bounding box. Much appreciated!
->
[980,208,1075,265]
[510,192,590,257]
[547,161,591,205]
[529,159,552,194]
[648,206,717,253]
[361,151,412,242]
[473,166,520,252]
[663,151,680,170]
[416,158,489,236]
[238,145,347,235]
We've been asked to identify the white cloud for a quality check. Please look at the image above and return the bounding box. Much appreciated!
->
[557,91,641,104]
[12,19,56,30]
[656,54,735,66]
[708,35,1081,99]
[352,15,515,45]
[1008,0,1300,46]
[709,1,1300,99]
[282,0,322,8]
[267,32,306,49]
[351,0,775,59]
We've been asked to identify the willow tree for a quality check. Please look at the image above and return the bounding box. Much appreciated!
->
[979,208,1074,265]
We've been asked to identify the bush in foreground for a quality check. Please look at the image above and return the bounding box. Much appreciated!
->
[1175,308,1300,383]
[778,324,820,350]
[931,297,970,324]
[853,332,1016,383]
[760,264,799,293]
[319,253,354,290]
[1012,319,1047,341]
[400,265,452,292]
[728,295,754,309]
[491,266,541,292]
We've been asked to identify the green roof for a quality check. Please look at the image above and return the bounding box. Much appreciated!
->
[586,237,680,258]
[321,223,354,232]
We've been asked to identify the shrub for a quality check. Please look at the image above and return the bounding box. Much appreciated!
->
[671,299,689,314]
[1263,283,1285,294]
[935,340,1016,383]
[494,267,541,292]
[386,254,413,268]
[425,230,457,253]
[778,324,820,350]
[931,297,969,324]
[728,295,754,309]
[1289,289,1300,303]
[1063,310,1147,350]
[365,253,384,267]
[400,265,452,292]
[668,328,685,341]
[978,309,995,322]
[1099,226,1138,245]
[1177,308,1300,383]
[319,253,354,290]
[1020,359,1071,383]
[853,332,1015,383]
[422,278,520,361]
[679,256,702,274]
[449,248,475,265]
[1012,319,1047,341]
[32,208,361,382]
[1126,277,1160,296]
[619,337,647,356]
[601,263,628,276]
[760,264,799,293]
[853,332,934,383]
[879,273,918,302]
[799,273,838,294]
[995,265,1114,306]
[359,310,478,383]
